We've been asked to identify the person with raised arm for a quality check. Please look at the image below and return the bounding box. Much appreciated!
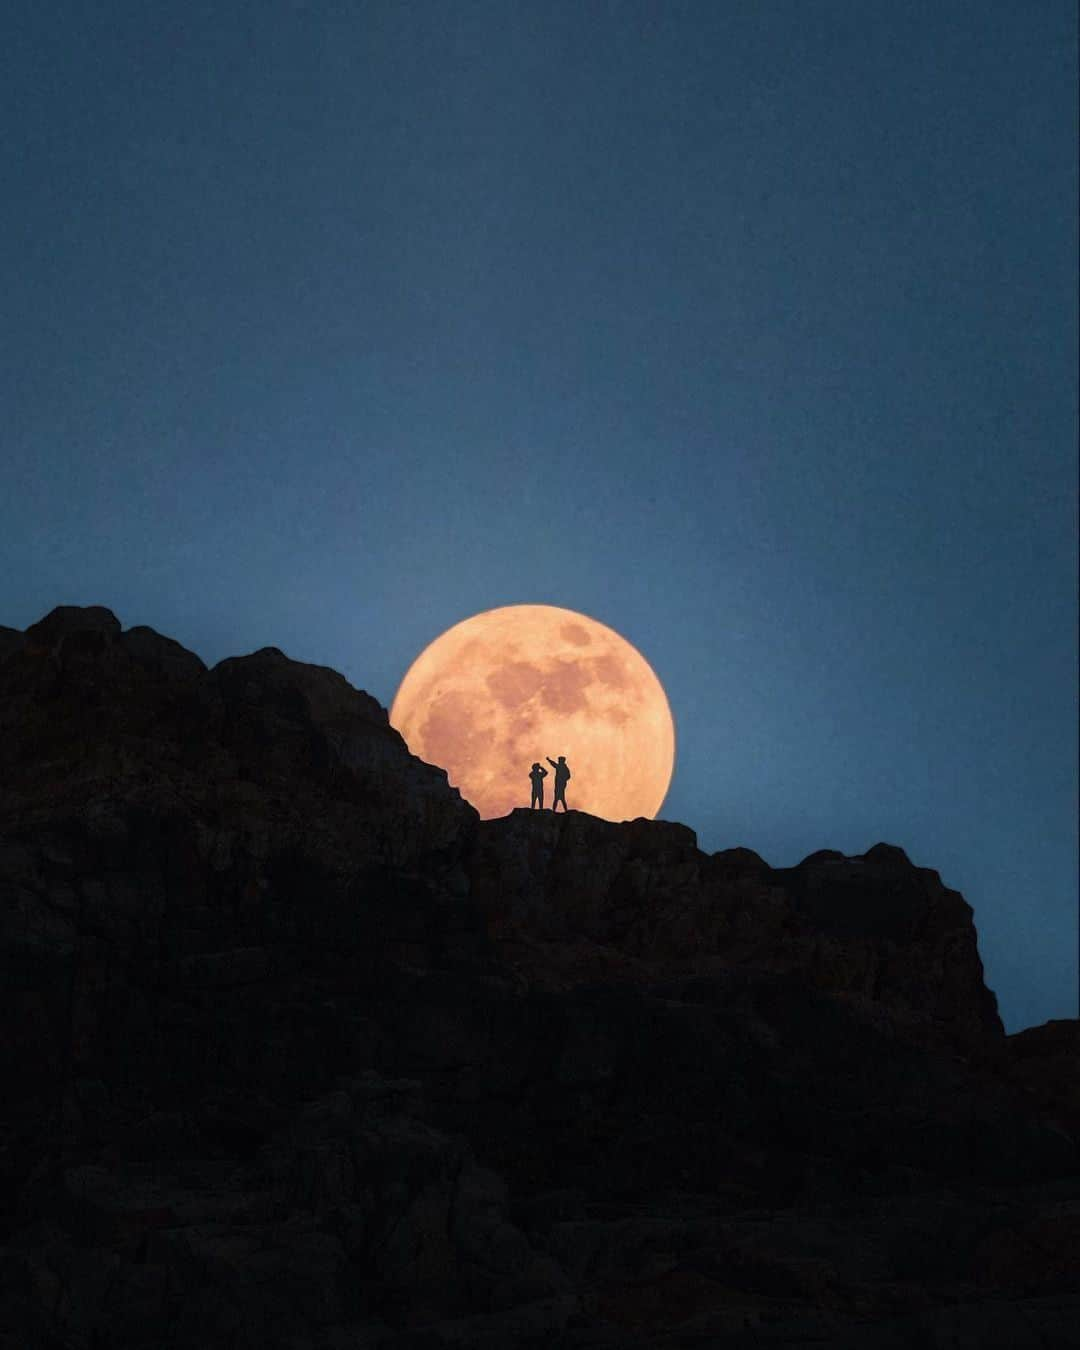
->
[546,755,571,812]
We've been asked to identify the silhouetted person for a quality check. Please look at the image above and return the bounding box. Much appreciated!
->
[528,761,547,809]
[547,755,571,811]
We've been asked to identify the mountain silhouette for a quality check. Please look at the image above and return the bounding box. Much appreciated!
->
[1,606,1077,1348]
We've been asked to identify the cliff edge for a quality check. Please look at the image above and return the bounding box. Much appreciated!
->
[1,607,1076,1349]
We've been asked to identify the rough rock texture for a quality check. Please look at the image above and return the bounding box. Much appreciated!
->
[1,606,1077,1349]
[1003,1020,1080,1141]
[470,813,1003,1053]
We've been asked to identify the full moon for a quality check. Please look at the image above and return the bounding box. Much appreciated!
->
[390,604,676,821]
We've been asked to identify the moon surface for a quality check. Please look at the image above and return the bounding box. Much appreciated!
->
[389,604,675,821]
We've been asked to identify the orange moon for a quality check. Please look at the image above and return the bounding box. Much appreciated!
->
[389,604,675,821]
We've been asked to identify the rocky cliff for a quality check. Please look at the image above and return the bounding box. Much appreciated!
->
[1,606,1076,1350]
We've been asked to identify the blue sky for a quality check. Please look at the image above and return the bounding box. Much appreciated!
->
[3,1,1076,1031]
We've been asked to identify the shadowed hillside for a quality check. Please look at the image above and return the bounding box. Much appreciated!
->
[1,607,1077,1349]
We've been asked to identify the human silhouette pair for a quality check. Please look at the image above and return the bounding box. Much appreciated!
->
[529,756,571,811]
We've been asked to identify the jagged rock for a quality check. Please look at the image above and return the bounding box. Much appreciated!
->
[468,811,1002,1053]
[0,626,25,663]
[1005,1019,1080,1138]
[712,845,770,873]
[0,604,1076,1349]
[24,604,122,649]
[776,841,1004,1049]
[121,625,206,681]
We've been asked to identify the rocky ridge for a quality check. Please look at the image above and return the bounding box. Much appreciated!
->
[0,606,1076,1349]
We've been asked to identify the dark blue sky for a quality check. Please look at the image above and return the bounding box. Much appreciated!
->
[3,1,1076,1031]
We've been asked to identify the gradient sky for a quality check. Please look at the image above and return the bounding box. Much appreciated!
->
[3,1,1076,1032]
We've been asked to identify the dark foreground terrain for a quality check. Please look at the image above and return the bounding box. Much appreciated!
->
[1,606,1077,1349]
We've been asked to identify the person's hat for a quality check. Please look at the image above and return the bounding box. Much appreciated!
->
[558,755,565,762]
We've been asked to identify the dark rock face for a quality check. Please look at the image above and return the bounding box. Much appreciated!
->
[0,626,25,663]
[1,606,1076,1348]
[23,604,122,649]
[1004,1020,1080,1141]
[471,812,1003,1053]
[121,625,207,682]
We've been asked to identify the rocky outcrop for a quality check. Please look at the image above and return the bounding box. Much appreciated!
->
[1,606,1076,1349]
[1,604,474,869]
[1004,1019,1080,1140]
[469,811,1003,1053]
[0,626,25,663]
